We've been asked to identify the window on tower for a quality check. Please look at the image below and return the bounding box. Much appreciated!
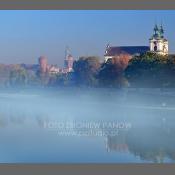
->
[153,42,157,51]
[154,45,157,51]
[163,45,167,52]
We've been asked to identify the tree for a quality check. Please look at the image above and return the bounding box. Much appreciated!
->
[125,52,173,87]
[73,56,101,87]
[9,66,28,87]
[98,54,130,88]
[0,64,11,87]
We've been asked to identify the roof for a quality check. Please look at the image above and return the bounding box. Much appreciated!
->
[150,37,168,42]
[105,46,149,56]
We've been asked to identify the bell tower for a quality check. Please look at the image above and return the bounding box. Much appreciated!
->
[64,46,74,72]
[149,24,168,55]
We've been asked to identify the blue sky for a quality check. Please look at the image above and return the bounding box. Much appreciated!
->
[0,10,175,65]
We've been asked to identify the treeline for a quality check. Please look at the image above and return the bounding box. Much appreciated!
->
[0,64,41,87]
[71,52,175,88]
[125,52,175,87]
[1,52,175,88]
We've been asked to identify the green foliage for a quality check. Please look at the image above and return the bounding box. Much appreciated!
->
[2,52,175,89]
[73,56,100,87]
[0,65,11,87]
[98,58,129,88]
[56,73,72,86]
[125,52,175,87]
[9,67,28,87]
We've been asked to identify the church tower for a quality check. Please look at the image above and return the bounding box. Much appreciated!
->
[149,24,168,55]
[64,46,74,72]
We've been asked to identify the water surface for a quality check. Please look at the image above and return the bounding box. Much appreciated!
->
[0,88,175,163]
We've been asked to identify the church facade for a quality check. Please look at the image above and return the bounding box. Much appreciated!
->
[104,25,168,62]
[149,24,168,55]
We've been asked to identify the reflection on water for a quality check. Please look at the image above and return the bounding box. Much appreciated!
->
[0,88,175,163]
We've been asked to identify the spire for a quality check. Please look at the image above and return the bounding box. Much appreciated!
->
[105,43,111,54]
[152,23,164,39]
[65,46,71,60]
[106,43,110,49]
[154,24,158,33]
[150,23,168,55]
[64,46,74,71]
[153,23,159,38]
[160,23,164,38]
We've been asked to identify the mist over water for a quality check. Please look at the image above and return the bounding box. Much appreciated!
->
[0,87,175,163]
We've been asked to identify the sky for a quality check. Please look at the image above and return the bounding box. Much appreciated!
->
[0,10,175,66]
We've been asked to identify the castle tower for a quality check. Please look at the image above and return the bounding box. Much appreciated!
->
[149,24,168,55]
[38,56,48,73]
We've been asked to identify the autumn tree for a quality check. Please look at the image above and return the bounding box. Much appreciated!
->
[98,54,130,87]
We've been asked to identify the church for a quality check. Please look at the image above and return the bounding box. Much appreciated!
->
[104,24,168,62]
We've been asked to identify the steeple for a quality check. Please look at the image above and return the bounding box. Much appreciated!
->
[160,24,164,38]
[64,46,74,72]
[153,24,162,39]
[154,24,159,34]
[65,46,71,60]
[106,43,110,49]
[105,43,111,54]
[149,24,168,55]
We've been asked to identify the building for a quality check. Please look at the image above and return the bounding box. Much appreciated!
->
[64,47,74,72]
[149,24,168,55]
[37,47,74,75]
[38,56,60,74]
[104,45,149,62]
[38,56,48,73]
[65,54,74,72]
[104,24,169,62]
[47,65,60,74]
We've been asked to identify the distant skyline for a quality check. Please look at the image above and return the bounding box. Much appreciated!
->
[0,10,175,66]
